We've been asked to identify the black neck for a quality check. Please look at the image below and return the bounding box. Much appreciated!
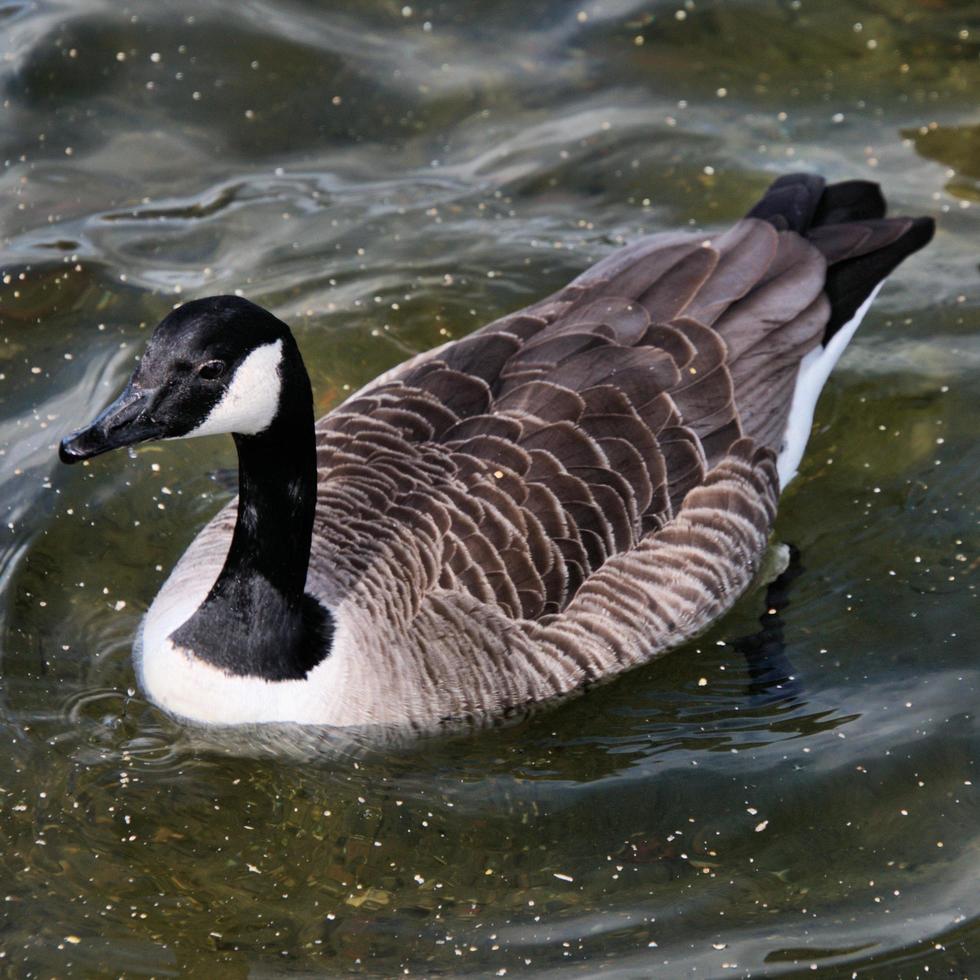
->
[171,345,332,679]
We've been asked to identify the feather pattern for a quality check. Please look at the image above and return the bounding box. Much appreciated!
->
[135,175,934,730]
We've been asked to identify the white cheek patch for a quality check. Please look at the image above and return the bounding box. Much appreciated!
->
[186,339,283,438]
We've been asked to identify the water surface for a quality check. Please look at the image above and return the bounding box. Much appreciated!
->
[0,0,977,974]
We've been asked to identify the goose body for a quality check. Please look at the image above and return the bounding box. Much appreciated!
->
[60,174,933,731]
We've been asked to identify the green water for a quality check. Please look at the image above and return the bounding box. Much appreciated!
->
[1,0,977,975]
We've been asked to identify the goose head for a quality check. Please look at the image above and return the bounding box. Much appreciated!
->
[59,296,300,463]
[60,295,327,687]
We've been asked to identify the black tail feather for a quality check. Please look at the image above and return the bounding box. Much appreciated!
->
[747,173,934,342]
[820,216,934,335]
[812,179,886,225]
[747,173,825,233]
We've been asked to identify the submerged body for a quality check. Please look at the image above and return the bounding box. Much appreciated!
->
[60,174,933,731]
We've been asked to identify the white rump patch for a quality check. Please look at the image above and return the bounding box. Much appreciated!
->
[186,339,283,438]
[777,282,884,489]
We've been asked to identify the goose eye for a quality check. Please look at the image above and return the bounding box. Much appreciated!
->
[198,360,226,381]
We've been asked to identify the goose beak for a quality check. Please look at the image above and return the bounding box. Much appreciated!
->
[59,383,166,464]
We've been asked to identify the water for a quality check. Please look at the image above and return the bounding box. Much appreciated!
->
[1,0,977,974]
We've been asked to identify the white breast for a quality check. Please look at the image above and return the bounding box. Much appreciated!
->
[135,506,359,726]
[135,632,350,725]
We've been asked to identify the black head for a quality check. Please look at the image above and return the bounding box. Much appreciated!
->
[59,296,295,464]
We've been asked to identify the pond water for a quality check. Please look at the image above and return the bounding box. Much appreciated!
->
[0,0,977,974]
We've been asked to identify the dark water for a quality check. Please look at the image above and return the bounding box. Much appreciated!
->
[1,0,977,975]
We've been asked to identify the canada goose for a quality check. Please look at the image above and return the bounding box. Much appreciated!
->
[59,173,933,730]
